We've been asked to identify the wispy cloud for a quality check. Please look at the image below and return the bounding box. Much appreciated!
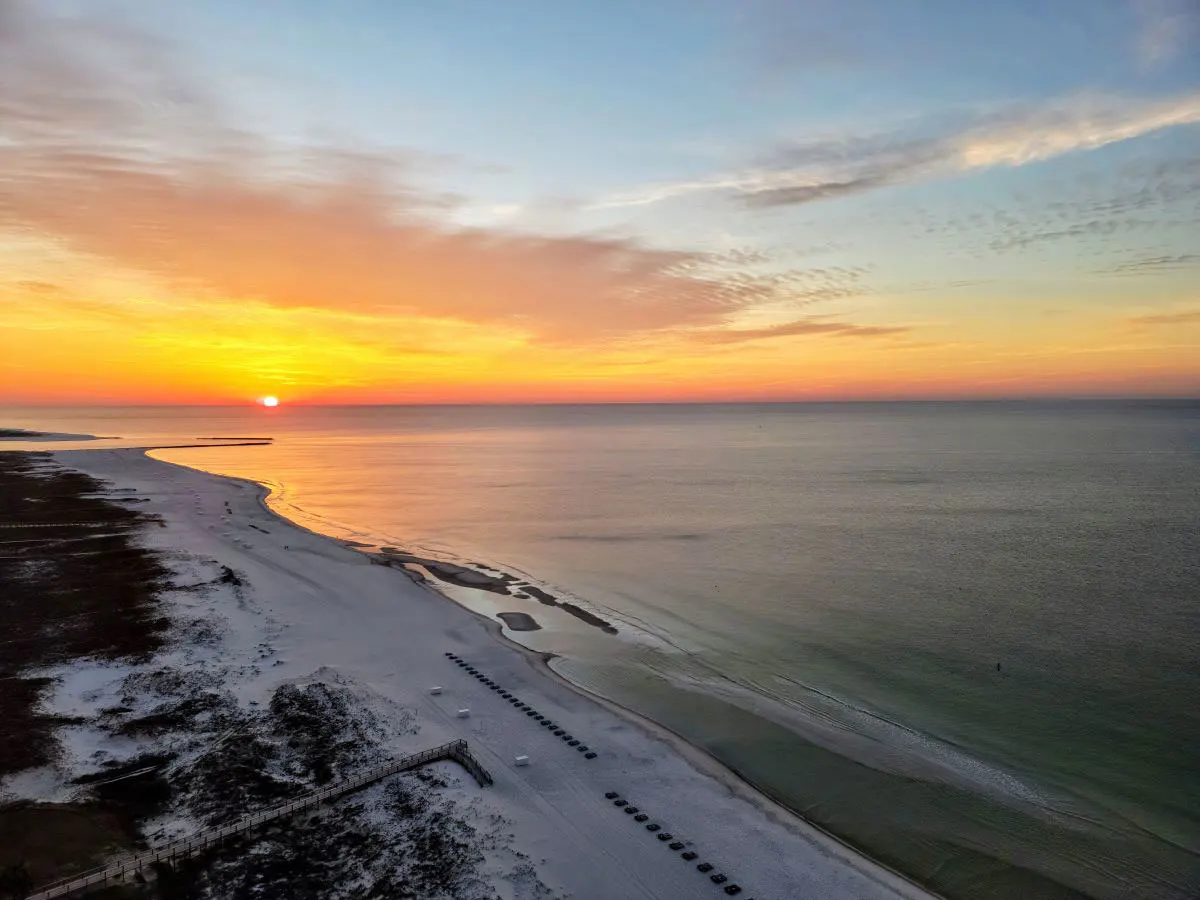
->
[695,317,908,344]
[594,92,1200,210]
[1131,0,1200,66]
[1127,307,1200,326]
[877,155,1200,262]
[729,0,867,76]
[987,218,1155,253]
[1108,253,1200,275]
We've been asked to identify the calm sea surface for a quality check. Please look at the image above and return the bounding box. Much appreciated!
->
[6,402,1199,899]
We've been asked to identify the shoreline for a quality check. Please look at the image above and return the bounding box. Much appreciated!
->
[140,446,941,900]
[16,443,944,899]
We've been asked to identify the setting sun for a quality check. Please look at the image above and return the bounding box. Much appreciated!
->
[260,396,279,408]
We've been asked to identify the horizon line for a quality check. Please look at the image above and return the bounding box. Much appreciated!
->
[4,396,1198,409]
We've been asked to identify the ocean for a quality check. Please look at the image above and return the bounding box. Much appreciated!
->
[6,401,1199,899]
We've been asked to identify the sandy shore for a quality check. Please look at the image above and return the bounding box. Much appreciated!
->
[42,448,938,900]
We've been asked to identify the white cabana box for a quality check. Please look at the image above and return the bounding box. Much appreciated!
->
[456,708,470,718]
[429,686,443,695]
[514,755,530,767]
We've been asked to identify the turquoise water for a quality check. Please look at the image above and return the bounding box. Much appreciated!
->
[6,401,1199,898]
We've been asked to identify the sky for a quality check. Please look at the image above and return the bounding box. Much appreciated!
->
[1,0,1198,404]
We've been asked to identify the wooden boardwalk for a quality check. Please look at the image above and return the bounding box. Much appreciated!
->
[29,739,492,899]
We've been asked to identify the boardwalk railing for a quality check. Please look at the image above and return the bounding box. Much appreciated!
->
[30,739,491,900]
[448,740,493,787]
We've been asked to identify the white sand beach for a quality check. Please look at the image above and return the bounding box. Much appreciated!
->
[30,448,938,900]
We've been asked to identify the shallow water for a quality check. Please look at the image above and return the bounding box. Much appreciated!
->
[6,401,1199,899]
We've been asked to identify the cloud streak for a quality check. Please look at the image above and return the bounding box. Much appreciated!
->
[1108,253,1200,275]
[595,92,1200,210]
[1131,0,1200,66]
[1127,308,1200,326]
[695,317,908,344]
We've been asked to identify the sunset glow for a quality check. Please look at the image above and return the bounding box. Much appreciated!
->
[1,1,1198,405]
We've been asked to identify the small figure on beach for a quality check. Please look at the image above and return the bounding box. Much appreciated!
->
[996,661,1001,672]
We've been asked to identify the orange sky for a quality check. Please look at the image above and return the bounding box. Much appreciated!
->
[2,1,1198,405]
[4,258,1195,404]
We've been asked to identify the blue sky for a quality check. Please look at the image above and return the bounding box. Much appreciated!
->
[110,1,1197,192]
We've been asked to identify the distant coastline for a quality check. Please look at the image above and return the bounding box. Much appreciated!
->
[0,427,104,441]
